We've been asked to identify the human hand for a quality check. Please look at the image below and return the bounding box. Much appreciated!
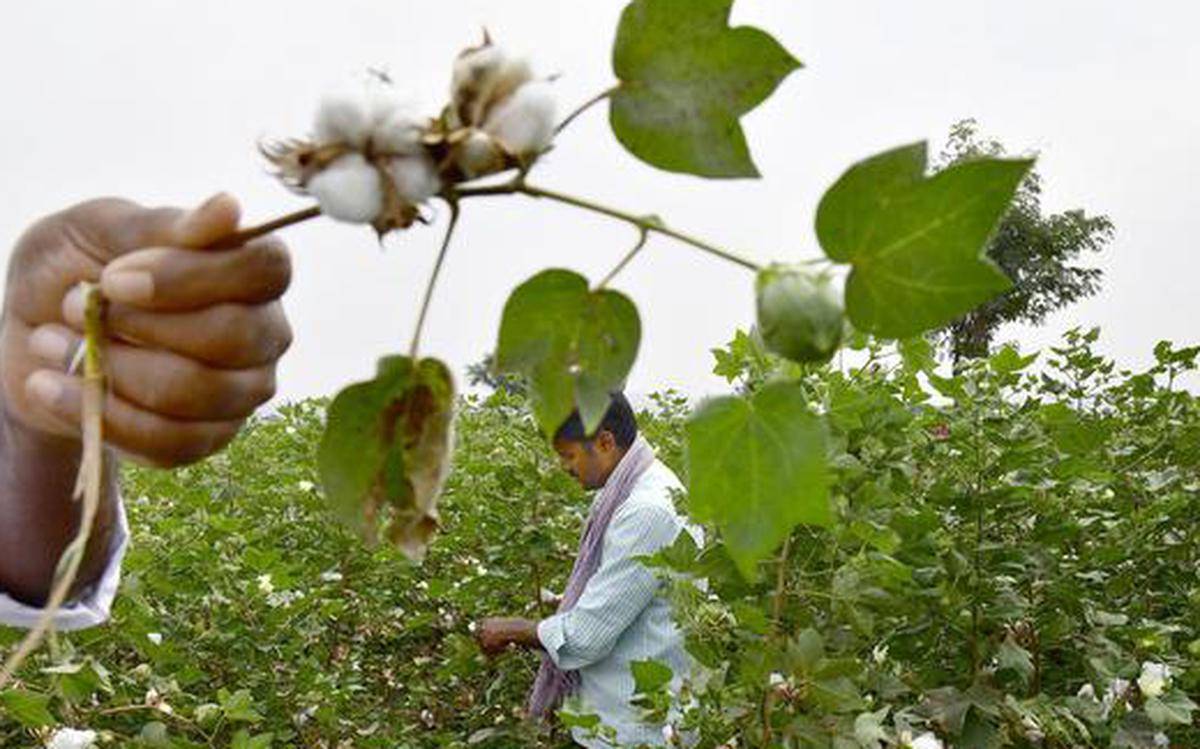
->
[475,617,539,656]
[1,193,292,467]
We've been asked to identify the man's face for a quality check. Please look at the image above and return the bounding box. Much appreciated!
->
[553,430,620,489]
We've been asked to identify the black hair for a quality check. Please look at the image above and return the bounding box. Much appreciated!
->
[553,391,638,449]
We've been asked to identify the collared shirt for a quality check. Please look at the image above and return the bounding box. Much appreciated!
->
[538,459,700,748]
[0,498,128,631]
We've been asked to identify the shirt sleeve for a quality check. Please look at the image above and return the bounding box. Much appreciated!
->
[0,495,129,632]
[538,501,680,671]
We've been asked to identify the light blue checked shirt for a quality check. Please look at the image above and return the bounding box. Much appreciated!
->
[0,498,128,631]
[538,459,700,748]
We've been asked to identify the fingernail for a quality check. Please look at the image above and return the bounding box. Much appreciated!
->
[29,327,71,363]
[103,271,154,303]
[27,371,63,408]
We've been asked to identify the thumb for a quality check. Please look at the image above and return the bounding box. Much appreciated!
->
[63,193,241,257]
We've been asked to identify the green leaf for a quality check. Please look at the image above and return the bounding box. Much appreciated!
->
[995,637,1034,683]
[853,706,890,747]
[495,270,640,436]
[816,142,1033,338]
[630,659,674,694]
[610,0,800,177]
[231,730,274,749]
[318,356,455,559]
[1144,690,1198,726]
[0,688,54,727]
[218,688,263,724]
[685,381,829,579]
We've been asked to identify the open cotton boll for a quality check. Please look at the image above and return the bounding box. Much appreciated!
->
[388,154,442,204]
[483,79,557,156]
[46,728,98,749]
[372,107,425,155]
[314,91,372,148]
[454,129,506,178]
[451,43,533,126]
[307,153,383,223]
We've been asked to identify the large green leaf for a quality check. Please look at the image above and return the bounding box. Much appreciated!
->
[685,381,829,579]
[816,142,1033,338]
[610,0,800,177]
[318,356,455,560]
[495,269,640,436]
[0,688,54,727]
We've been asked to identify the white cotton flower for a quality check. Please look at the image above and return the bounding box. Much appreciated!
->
[483,79,557,156]
[387,153,442,204]
[320,570,343,583]
[298,480,316,492]
[314,86,421,152]
[308,153,383,223]
[45,728,98,749]
[1102,677,1131,718]
[370,105,424,155]
[450,43,533,126]
[1077,683,1097,701]
[909,732,944,749]
[1138,661,1171,698]
[1154,732,1169,747]
[257,574,274,594]
[146,632,163,646]
[768,672,786,687]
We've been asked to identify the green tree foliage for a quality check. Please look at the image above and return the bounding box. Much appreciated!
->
[937,119,1115,364]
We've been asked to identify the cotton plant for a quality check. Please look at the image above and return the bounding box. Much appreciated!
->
[2,0,1040,698]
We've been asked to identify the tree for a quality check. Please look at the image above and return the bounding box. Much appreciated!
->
[937,119,1114,364]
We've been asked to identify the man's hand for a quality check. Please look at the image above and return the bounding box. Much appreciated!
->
[2,193,291,463]
[475,617,541,656]
[0,193,293,605]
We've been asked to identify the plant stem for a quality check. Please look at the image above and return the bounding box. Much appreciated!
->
[772,534,793,638]
[455,180,761,272]
[596,228,649,289]
[207,205,322,249]
[555,86,619,136]
[0,285,107,690]
[409,202,461,360]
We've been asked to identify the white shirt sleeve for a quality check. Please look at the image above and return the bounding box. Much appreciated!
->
[0,496,129,631]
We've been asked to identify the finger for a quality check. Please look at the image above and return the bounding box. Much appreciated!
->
[28,324,276,421]
[61,193,242,259]
[63,287,292,369]
[96,235,291,310]
[25,369,244,468]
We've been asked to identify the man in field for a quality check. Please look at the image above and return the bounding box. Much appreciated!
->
[0,194,293,629]
[475,393,698,747]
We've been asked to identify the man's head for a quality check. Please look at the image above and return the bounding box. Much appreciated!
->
[552,392,638,490]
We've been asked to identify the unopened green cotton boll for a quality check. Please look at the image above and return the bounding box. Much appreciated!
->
[755,265,844,363]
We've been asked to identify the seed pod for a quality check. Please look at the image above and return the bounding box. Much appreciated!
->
[755,265,844,363]
[307,153,383,223]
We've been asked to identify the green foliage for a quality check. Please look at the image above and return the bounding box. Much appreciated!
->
[495,269,641,436]
[686,381,830,579]
[816,141,1033,338]
[318,356,454,559]
[610,0,801,177]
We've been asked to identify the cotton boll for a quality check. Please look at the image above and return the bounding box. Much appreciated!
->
[454,129,506,178]
[451,43,533,126]
[307,153,383,224]
[909,733,944,749]
[314,92,372,148]
[46,728,98,749]
[372,108,424,155]
[388,154,442,204]
[1138,661,1171,698]
[483,80,557,157]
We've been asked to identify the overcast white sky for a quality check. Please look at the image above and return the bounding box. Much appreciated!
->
[1,1,1197,403]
